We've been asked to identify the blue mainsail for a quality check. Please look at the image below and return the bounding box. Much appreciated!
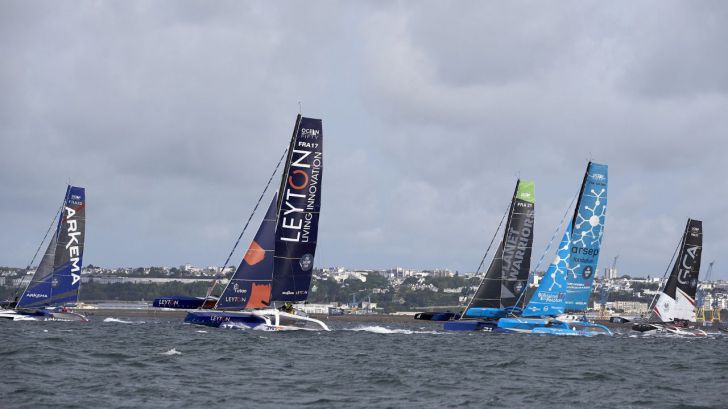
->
[564,162,608,311]
[215,194,277,310]
[18,185,86,308]
[522,230,570,317]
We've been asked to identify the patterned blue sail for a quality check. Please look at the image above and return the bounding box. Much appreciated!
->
[522,230,570,317]
[18,186,86,308]
[564,162,608,311]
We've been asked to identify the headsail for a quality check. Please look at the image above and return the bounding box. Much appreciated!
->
[271,116,323,302]
[465,180,534,312]
[17,186,86,308]
[522,230,570,317]
[563,162,608,312]
[215,194,278,310]
[652,219,702,322]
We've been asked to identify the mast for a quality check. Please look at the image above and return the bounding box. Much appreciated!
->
[275,114,302,226]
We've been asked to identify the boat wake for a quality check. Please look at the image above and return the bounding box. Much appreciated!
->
[103,317,146,324]
[161,348,182,356]
[344,325,442,335]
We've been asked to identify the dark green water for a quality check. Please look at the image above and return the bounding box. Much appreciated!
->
[1,316,726,408]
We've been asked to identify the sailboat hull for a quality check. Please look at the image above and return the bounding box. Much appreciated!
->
[0,308,88,322]
[414,311,457,321]
[184,309,330,331]
[497,317,612,336]
[443,319,501,332]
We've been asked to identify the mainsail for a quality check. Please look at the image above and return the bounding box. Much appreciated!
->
[215,194,278,310]
[563,162,608,311]
[523,161,607,316]
[271,116,323,302]
[465,180,535,312]
[17,186,86,308]
[651,219,702,322]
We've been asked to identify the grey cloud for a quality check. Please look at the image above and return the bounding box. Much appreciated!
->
[1,1,727,279]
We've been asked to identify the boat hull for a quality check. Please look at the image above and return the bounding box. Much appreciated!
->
[184,309,330,331]
[497,317,612,336]
[414,311,457,321]
[153,296,217,309]
[443,319,501,332]
[0,308,88,322]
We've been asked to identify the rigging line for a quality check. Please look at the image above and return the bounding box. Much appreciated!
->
[647,232,684,313]
[513,189,579,313]
[458,201,511,319]
[202,147,289,309]
[11,196,65,301]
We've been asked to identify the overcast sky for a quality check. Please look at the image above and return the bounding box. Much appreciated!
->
[1,1,727,279]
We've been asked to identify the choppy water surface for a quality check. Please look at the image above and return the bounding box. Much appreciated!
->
[1,316,726,409]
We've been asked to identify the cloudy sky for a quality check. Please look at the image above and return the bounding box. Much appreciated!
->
[1,1,727,278]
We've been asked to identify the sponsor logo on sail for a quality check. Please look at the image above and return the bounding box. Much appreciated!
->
[299,254,314,271]
[64,204,83,286]
[301,128,320,138]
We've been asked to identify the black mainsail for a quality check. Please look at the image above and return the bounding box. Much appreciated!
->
[463,180,534,315]
[271,115,323,302]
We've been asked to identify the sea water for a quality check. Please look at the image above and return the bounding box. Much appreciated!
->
[1,316,726,409]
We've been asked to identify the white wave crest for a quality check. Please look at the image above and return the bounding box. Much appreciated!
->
[344,325,445,334]
[161,348,182,356]
[103,317,145,324]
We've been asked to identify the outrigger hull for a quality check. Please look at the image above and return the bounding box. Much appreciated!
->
[184,309,330,331]
[443,319,502,332]
[497,317,612,336]
[414,311,457,321]
[631,322,707,336]
[0,308,88,322]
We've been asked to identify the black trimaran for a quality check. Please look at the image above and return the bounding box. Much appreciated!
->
[632,218,706,335]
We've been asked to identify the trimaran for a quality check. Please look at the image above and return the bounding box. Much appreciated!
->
[444,179,535,331]
[446,162,611,335]
[496,161,610,335]
[0,185,88,322]
[631,218,706,336]
[182,114,328,331]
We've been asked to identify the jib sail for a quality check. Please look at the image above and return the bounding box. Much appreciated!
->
[215,194,278,310]
[271,115,323,302]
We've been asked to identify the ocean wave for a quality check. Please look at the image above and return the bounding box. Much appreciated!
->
[103,317,145,324]
[344,325,442,335]
[161,348,182,356]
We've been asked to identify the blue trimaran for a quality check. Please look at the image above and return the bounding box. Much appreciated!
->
[0,185,88,322]
[184,114,329,331]
[449,162,611,335]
